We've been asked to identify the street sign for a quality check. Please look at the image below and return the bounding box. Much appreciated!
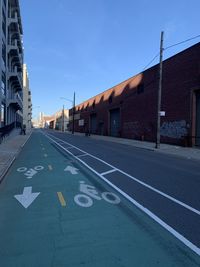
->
[160,111,166,116]
[79,119,84,126]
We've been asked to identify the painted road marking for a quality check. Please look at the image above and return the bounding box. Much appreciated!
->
[76,153,89,158]
[17,167,27,172]
[14,187,40,209]
[101,169,117,176]
[17,166,44,179]
[64,165,79,175]
[46,134,200,216]
[57,192,66,207]
[44,133,200,256]
[48,165,53,171]
[24,168,37,179]
[34,166,44,171]
[74,181,120,208]
[74,194,93,207]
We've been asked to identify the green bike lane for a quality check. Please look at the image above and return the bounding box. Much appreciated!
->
[0,131,199,267]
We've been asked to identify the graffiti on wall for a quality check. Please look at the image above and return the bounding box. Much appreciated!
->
[160,120,188,139]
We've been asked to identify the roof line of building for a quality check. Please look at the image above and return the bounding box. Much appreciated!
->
[76,41,200,108]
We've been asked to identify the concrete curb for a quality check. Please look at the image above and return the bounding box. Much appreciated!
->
[49,130,200,161]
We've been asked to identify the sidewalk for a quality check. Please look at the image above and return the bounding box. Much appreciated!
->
[65,131,200,161]
[92,135,200,161]
[0,130,32,183]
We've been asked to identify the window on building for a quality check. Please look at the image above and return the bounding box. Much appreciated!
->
[137,83,144,94]
[108,96,113,104]
[1,103,5,125]
[92,101,95,109]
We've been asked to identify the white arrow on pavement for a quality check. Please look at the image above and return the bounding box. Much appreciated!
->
[64,166,79,175]
[14,187,40,209]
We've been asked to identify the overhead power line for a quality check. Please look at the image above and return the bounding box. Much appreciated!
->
[142,52,160,71]
[142,33,200,72]
[129,33,200,81]
[164,34,200,50]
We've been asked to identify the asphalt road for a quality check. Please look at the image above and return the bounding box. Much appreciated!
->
[0,130,200,266]
[44,129,200,254]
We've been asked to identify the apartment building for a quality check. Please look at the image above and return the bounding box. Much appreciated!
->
[0,0,23,132]
[23,64,32,131]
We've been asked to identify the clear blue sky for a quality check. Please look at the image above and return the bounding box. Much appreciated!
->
[20,0,200,118]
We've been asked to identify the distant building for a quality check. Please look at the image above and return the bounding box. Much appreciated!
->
[23,64,32,131]
[0,0,24,131]
[49,109,69,131]
[39,109,69,131]
[42,115,54,128]
[69,42,200,147]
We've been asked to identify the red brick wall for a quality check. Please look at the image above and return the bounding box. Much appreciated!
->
[70,43,200,146]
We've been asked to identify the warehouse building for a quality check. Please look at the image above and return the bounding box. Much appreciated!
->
[69,42,200,147]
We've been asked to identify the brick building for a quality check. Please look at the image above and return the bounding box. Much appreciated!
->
[69,42,200,146]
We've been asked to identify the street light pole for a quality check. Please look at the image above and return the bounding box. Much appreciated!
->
[72,91,75,134]
[156,31,164,149]
[60,93,76,134]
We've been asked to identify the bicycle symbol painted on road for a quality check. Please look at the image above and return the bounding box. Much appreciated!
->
[17,166,44,179]
[74,181,120,208]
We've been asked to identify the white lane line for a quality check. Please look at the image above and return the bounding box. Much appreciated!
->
[46,133,200,216]
[101,169,117,176]
[76,153,89,158]
[43,133,200,256]
[47,134,117,169]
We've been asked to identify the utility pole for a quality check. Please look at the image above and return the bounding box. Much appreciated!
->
[156,31,164,149]
[72,91,75,134]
